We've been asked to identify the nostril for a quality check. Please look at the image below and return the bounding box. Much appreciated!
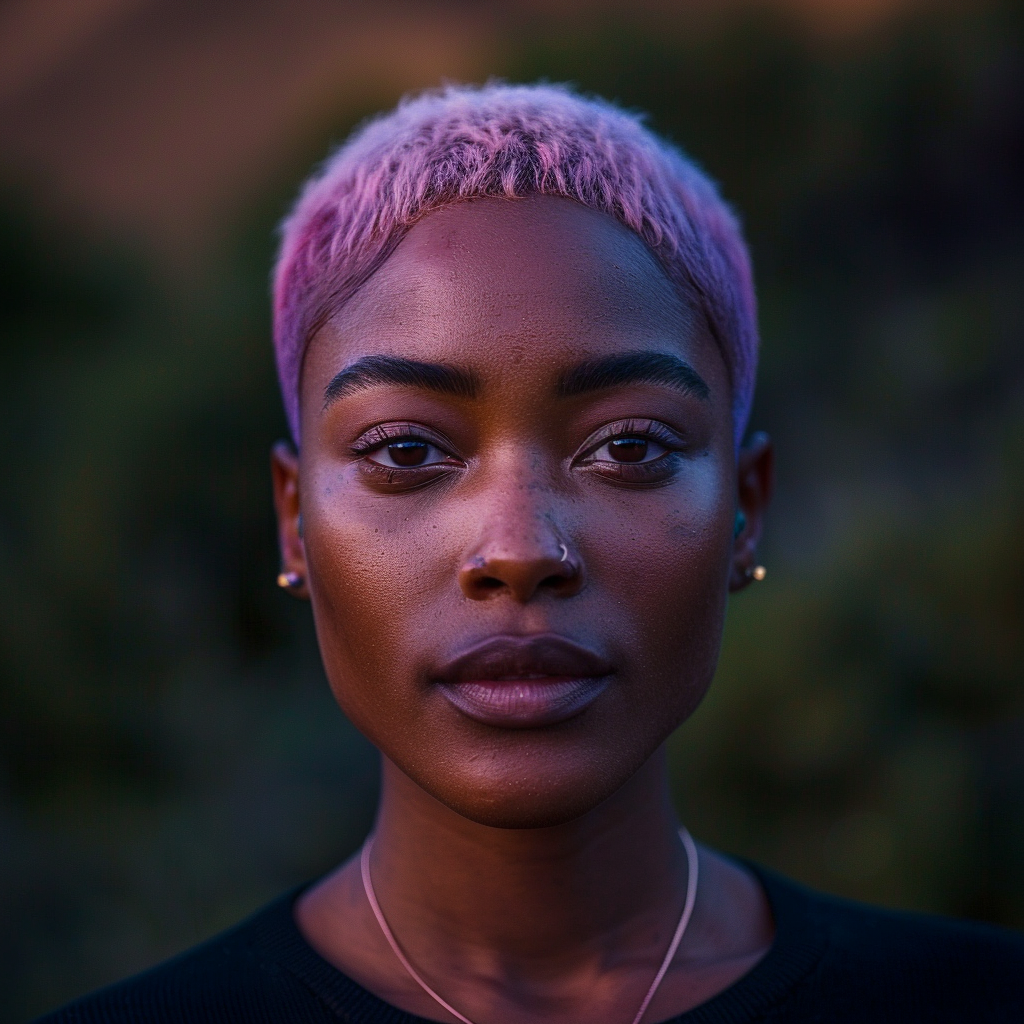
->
[459,554,583,602]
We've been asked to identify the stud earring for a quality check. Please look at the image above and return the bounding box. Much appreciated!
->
[745,565,767,582]
[734,510,747,538]
[277,571,303,590]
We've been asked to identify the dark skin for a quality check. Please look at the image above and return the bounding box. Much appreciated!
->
[272,195,775,1023]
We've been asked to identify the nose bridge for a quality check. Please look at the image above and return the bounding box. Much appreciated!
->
[482,440,564,541]
[458,444,579,602]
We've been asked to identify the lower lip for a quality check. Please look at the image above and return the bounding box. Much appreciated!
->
[437,676,611,728]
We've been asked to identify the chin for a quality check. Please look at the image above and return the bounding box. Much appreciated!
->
[400,738,658,830]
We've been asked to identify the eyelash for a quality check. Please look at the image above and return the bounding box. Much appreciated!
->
[350,423,436,455]
[348,419,686,489]
[350,424,462,488]
[576,419,686,484]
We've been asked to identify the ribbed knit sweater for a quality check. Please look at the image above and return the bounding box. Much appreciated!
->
[34,866,1024,1023]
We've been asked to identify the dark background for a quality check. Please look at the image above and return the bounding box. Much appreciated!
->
[2,0,1022,1019]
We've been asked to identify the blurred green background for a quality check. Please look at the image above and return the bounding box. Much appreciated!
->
[2,0,1022,1019]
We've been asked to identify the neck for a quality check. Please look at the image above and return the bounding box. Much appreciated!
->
[368,748,688,965]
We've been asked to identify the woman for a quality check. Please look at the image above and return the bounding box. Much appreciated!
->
[40,83,1022,1023]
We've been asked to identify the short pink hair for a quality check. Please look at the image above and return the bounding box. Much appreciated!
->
[273,82,759,445]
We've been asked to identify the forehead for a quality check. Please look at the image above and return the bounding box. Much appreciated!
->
[305,194,720,385]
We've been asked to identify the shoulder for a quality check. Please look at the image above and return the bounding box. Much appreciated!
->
[813,882,1024,975]
[756,867,1024,1022]
[32,890,338,1024]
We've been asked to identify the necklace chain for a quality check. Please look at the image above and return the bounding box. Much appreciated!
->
[360,828,700,1024]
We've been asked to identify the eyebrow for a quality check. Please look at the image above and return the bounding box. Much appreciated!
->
[323,355,479,407]
[557,351,710,400]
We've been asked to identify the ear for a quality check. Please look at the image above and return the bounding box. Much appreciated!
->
[271,441,309,599]
[729,431,774,593]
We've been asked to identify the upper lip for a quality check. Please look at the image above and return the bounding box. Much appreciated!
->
[435,634,613,685]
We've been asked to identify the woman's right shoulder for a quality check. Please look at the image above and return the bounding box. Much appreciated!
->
[31,889,338,1024]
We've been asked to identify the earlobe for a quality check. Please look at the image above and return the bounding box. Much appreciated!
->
[270,441,310,600]
[729,431,774,593]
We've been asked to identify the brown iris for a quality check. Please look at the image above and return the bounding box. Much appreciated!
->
[608,438,648,463]
[387,440,429,467]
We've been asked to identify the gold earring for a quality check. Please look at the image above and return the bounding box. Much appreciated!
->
[745,565,767,582]
[277,572,303,589]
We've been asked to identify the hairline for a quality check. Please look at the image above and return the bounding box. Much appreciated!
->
[295,194,724,424]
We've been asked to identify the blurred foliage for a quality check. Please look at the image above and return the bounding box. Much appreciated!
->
[2,1,1023,1019]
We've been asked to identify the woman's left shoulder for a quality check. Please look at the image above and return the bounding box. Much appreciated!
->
[752,866,1024,1021]
[818,884,1024,968]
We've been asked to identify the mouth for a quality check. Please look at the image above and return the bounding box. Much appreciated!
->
[434,634,614,729]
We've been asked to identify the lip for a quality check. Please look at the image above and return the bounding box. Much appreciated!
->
[434,634,613,728]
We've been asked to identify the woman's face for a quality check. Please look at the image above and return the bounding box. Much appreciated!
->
[275,195,765,828]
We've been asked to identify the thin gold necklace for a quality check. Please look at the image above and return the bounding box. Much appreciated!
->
[361,828,699,1024]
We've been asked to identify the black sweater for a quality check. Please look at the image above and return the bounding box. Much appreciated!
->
[34,866,1024,1023]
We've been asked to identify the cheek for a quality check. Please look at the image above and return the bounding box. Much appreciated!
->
[301,471,457,725]
[586,460,733,718]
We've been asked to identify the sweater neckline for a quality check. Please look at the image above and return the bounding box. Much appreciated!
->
[248,863,828,1024]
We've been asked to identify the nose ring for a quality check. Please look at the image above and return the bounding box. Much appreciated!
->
[558,543,569,563]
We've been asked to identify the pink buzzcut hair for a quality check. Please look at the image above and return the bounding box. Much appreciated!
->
[273,82,759,446]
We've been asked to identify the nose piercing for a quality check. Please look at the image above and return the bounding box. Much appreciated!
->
[559,543,569,563]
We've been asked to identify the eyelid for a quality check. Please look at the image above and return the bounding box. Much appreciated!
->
[350,422,460,458]
[574,419,684,463]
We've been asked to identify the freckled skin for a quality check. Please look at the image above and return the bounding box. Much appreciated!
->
[273,196,774,1023]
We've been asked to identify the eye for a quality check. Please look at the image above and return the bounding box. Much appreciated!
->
[366,439,450,468]
[590,436,668,464]
[574,419,686,486]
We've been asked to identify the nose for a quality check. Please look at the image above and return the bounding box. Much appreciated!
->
[458,517,583,603]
